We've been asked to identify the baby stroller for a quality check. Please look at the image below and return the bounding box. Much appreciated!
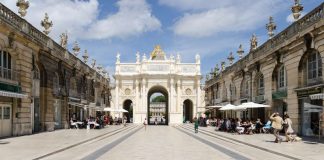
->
[262,121,272,133]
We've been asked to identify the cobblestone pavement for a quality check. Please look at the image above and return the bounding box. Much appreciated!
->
[1,124,324,160]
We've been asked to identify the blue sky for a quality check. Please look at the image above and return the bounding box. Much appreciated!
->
[2,0,323,80]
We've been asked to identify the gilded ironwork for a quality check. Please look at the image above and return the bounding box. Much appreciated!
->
[266,16,277,39]
[40,13,53,35]
[291,0,304,21]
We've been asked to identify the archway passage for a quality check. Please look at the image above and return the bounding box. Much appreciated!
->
[147,86,168,125]
[183,99,193,123]
[123,100,133,123]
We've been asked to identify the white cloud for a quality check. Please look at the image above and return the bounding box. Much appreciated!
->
[1,0,99,42]
[160,0,288,38]
[84,0,161,40]
[1,0,160,41]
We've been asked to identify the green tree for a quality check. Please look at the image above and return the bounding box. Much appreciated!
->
[151,95,166,102]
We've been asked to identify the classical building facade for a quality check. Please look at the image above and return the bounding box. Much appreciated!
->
[111,45,204,124]
[205,2,324,136]
[0,3,110,138]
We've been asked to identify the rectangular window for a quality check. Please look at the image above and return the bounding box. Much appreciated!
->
[3,107,10,119]
[0,107,2,119]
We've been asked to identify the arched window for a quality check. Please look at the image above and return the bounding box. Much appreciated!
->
[257,75,264,95]
[0,50,12,79]
[278,65,286,89]
[307,51,322,83]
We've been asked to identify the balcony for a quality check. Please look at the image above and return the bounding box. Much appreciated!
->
[0,67,20,83]
[69,89,80,98]
[253,95,265,103]
[272,88,287,100]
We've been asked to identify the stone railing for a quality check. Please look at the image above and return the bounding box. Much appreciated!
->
[0,3,109,83]
[212,2,324,77]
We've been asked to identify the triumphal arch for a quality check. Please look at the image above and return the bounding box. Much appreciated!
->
[111,45,204,124]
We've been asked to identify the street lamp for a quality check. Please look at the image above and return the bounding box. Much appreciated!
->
[82,50,89,63]
[237,44,244,59]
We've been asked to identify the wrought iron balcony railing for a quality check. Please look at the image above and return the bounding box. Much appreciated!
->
[0,67,20,82]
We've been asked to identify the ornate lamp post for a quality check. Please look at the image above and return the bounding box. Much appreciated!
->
[72,41,80,56]
[41,13,53,35]
[82,50,89,63]
[291,0,303,21]
[91,59,96,68]
[266,16,277,39]
[16,0,29,17]
[221,61,226,71]
[237,44,244,59]
[227,52,235,65]
[214,64,219,76]
[97,64,103,72]
[209,68,214,78]
[102,69,107,76]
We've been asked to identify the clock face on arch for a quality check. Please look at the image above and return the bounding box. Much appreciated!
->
[186,88,192,95]
[125,88,131,95]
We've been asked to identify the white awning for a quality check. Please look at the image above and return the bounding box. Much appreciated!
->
[0,90,28,99]
[310,93,324,100]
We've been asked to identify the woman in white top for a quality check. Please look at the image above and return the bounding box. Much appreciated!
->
[236,119,244,134]
[284,114,294,142]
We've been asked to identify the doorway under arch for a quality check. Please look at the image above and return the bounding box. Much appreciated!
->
[183,99,193,123]
[123,99,133,123]
[147,86,168,125]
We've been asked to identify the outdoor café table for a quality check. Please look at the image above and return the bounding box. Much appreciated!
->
[75,121,83,128]
[88,121,100,129]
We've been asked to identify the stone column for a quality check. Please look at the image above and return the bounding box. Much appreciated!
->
[170,78,174,113]
[142,78,146,113]
[177,79,181,113]
[135,79,139,113]
[196,79,201,117]
[115,80,119,110]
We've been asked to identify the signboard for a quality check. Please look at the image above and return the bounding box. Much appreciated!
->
[297,88,321,97]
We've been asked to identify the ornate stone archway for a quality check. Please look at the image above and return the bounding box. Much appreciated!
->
[111,45,204,124]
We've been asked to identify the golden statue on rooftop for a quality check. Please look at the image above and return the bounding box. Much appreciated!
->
[150,45,166,60]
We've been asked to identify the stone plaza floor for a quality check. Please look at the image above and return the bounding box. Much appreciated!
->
[0,124,324,160]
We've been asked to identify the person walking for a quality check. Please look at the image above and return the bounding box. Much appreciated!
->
[283,114,294,142]
[194,117,199,133]
[270,112,283,143]
[143,118,147,131]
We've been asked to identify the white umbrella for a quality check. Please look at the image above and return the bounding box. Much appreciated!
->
[219,104,237,110]
[238,102,270,109]
[103,107,114,111]
[205,105,223,109]
[115,108,129,113]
